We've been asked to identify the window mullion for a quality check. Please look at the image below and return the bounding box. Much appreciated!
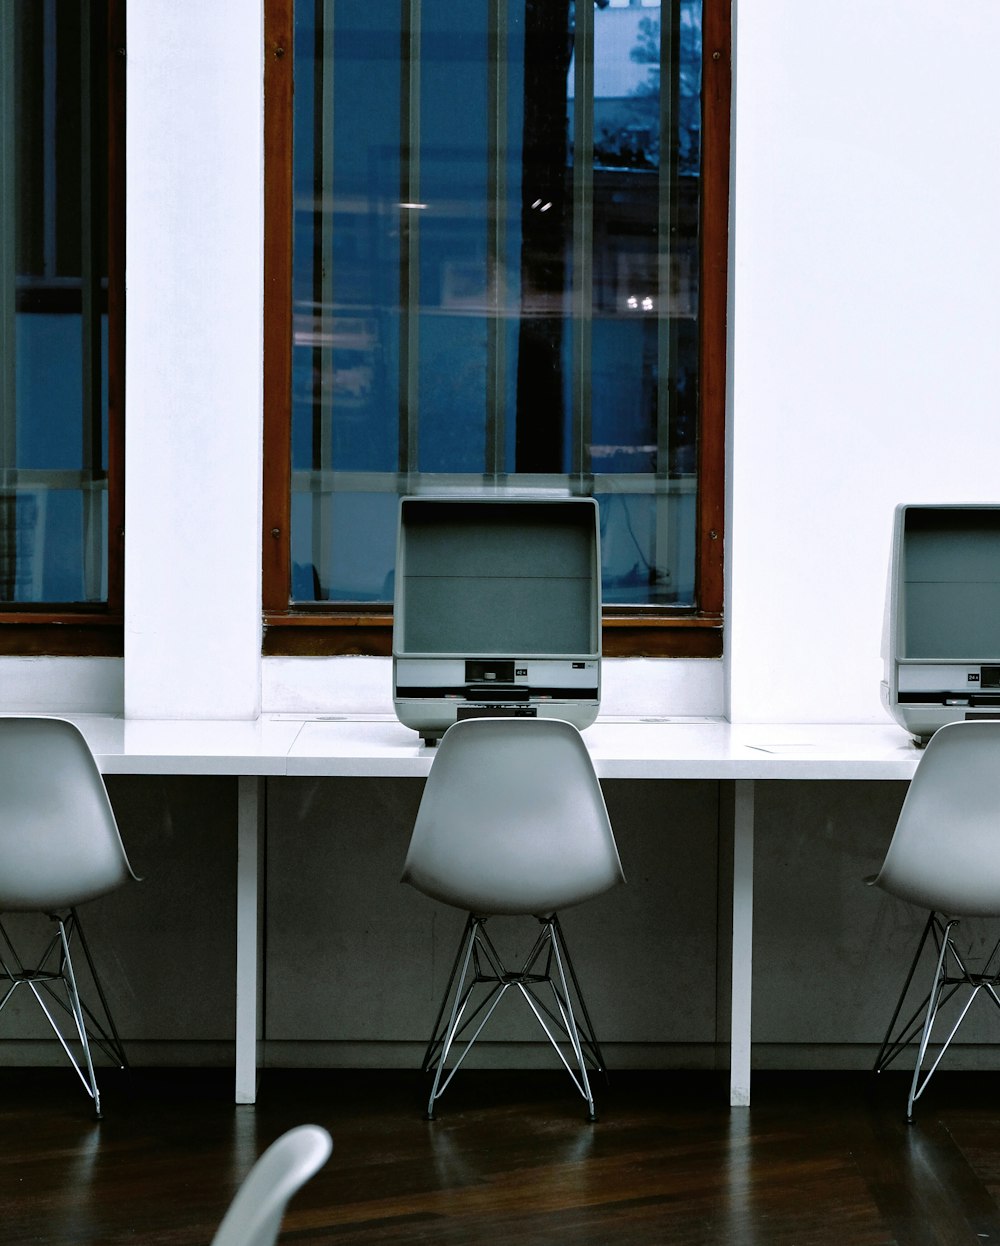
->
[398,0,420,482]
[485,0,508,479]
[571,0,593,486]
[80,0,106,602]
[654,0,683,595]
[104,0,126,614]
[0,4,17,604]
[310,0,336,599]
[656,0,679,481]
[42,0,57,281]
[0,4,15,483]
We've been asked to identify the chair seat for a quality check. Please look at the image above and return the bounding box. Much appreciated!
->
[401,716,624,917]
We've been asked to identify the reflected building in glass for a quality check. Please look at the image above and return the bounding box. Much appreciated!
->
[290,0,703,610]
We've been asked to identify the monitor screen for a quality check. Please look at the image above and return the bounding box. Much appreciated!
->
[902,507,1000,659]
[397,499,599,657]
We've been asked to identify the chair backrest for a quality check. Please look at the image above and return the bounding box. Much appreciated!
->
[0,716,135,912]
[401,716,624,916]
[210,1124,333,1246]
[873,718,1000,917]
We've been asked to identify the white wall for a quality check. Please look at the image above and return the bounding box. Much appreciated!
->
[122,0,265,719]
[7,0,999,727]
[261,654,724,718]
[726,0,1000,723]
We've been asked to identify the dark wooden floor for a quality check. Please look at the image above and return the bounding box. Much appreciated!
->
[4,1065,1000,1245]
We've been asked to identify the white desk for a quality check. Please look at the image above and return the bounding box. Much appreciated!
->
[33,714,922,1108]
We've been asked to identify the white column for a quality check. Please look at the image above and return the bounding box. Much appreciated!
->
[124,2,264,719]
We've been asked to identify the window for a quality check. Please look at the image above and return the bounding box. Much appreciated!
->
[263,0,729,657]
[0,0,124,655]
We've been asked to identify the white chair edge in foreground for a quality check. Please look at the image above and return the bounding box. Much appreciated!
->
[869,718,1000,1119]
[0,715,139,1118]
[402,716,625,1122]
[210,1124,333,1246]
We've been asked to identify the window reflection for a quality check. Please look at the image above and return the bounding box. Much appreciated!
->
[291,0,702,609]
[0,0,110,604]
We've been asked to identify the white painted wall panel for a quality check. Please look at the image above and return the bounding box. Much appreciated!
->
[726,0,1000,723]
[123,2,264,718]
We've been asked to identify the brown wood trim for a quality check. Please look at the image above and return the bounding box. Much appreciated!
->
[260,1,732,655]
[697,0,737,623]
[106,0,126,612]
[262,612,722,659]
[263,621,392,657]
[603,613,722,627]
[262,0,294,612]
[0,615,124,656]
[695,0,731,620]
[603,620,722,658]
[264,612,393,627]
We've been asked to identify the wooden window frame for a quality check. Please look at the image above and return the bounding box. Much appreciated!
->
[0,0,125,657]
[262,0,729,659]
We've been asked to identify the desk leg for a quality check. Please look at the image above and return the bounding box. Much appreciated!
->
[236,776,264,1104]
[730,778,754,1108]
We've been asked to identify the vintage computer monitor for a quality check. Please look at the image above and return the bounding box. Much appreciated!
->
[393,496,601,743]
[882,503,1000,744]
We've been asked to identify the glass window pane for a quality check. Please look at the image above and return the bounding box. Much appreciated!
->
[417,3,490,474]
[1,0,109,605]
[289,0,703,610]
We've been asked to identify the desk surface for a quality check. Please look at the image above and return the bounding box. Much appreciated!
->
[9,714,923,781]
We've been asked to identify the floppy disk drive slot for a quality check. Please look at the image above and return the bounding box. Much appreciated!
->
[899,692,1000,707]
[465,684,529,702]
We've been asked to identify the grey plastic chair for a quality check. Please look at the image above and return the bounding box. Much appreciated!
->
[869,718,1000,1118]
[402,716,625,1121]
[210,1124,333,1246]
[0,716,139,1117]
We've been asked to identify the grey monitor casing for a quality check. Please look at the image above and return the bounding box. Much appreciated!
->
[882,503,1000,744]
[393,496,601,742]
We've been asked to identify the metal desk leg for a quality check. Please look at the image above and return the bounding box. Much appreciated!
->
[236,776,264,1104]
[730,778,754,1108]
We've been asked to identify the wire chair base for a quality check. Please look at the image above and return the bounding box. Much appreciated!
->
[422,913,607,1122]
[874,911,1000,1120]
[0,907,128,1119]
